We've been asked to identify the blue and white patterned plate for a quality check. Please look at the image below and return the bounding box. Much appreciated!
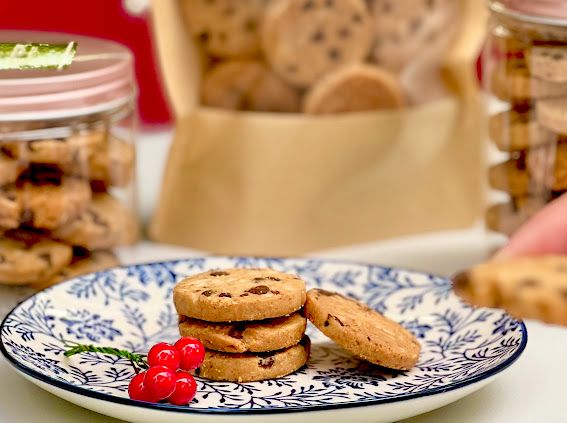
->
[0,257,526,423]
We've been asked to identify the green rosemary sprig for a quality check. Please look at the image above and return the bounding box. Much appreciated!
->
[63,343,148,371]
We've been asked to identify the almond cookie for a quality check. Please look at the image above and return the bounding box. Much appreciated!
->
[173,268,306,322]
[261,0,373,88]
[179,311,307,353]
[305,289,420,370]
[537,98,567,135]
[453,256,567,326]
[202,60,300,112]
[303,64,405,114]
[180,0,267,58]
[32,249,119,290]
[530,46,567,83]
[52,193,138,250]
[489,110,551,152]
[15,176,92,230]
[0,130,105,167]
[490,60,567,102]
[485,197,546,236]
[0,228,72,285]
[369,0,459,72]
[196,336,310,382]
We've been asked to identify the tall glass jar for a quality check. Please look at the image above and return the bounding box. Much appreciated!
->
[483,1,567,244]
[0,31,139,289]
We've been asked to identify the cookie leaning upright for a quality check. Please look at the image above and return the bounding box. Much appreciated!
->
[261,0,374,88]
[305,289,420,370]
[173,268,307,322]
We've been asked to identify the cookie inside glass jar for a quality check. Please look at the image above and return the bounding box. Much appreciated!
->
[0,32,140,287]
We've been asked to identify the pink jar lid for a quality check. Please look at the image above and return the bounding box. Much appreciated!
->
[0,31,135,121]
[490,0,567,25]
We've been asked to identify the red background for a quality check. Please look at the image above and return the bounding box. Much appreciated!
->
[0,0,172,127]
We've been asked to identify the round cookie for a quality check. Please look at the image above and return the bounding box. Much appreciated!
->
[0,229,72,285]
[261,0,374,88]
[303,64,405,114]
[15,176,91,230]
[489,110,550,152]
[491,60,567,102]
[305,289,420,370]
[368,0,459,72]
[180,0,267,58]
[173,268,306,322]
[530,46,567,83]
[196,336,310,382]
[32,249,120,290]
[0,131,105,167]
[52,193,138,250]
[537,98,567,135]
[202,60,300,112]
[0,153,23,187]
[179,311,307,353]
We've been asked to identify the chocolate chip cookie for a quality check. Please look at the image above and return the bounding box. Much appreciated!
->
[6,174,91,230]
[52,193,138,250]
[305,288,420,370]
[453,256,567,326]
[488,110,551,152]
[0,228,72,285]
[196,336,310,382]
[0,189,21,229]
[530,46,567,83]
[368,0,458,72]
[181,0,268,58]
[0,153,23,187]
[173,268,307,322]
[179,311,307,353]
[262,0,374,87]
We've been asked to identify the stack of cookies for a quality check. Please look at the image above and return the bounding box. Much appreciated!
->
[173,268,310,382]
[487,33,567,237]
[173,268,422,382]
[180,0,459,114]
[0,129,138,288]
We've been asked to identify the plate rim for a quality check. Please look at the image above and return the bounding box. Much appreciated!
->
[0,256,529,415]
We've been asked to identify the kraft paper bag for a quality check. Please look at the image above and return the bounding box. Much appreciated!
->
[148,0,488,256]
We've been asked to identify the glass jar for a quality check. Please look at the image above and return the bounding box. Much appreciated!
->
[0,31,139,288]
[484,1,567,243]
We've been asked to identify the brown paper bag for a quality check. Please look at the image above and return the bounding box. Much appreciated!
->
[148,0,487,256]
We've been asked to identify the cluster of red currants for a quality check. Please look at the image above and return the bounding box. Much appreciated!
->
[128,337,205,406]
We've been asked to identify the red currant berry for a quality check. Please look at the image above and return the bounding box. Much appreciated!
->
[128,372,158,402]
[147,342,180,371]
[143,366,176,400]
[167,371,198,406]
[174,337,205,371]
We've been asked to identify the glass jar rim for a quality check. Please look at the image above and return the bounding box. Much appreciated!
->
[0,31,136,122]
[489,0,567,27]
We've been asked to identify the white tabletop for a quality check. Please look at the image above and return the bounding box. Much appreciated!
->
[1,233,567,423]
